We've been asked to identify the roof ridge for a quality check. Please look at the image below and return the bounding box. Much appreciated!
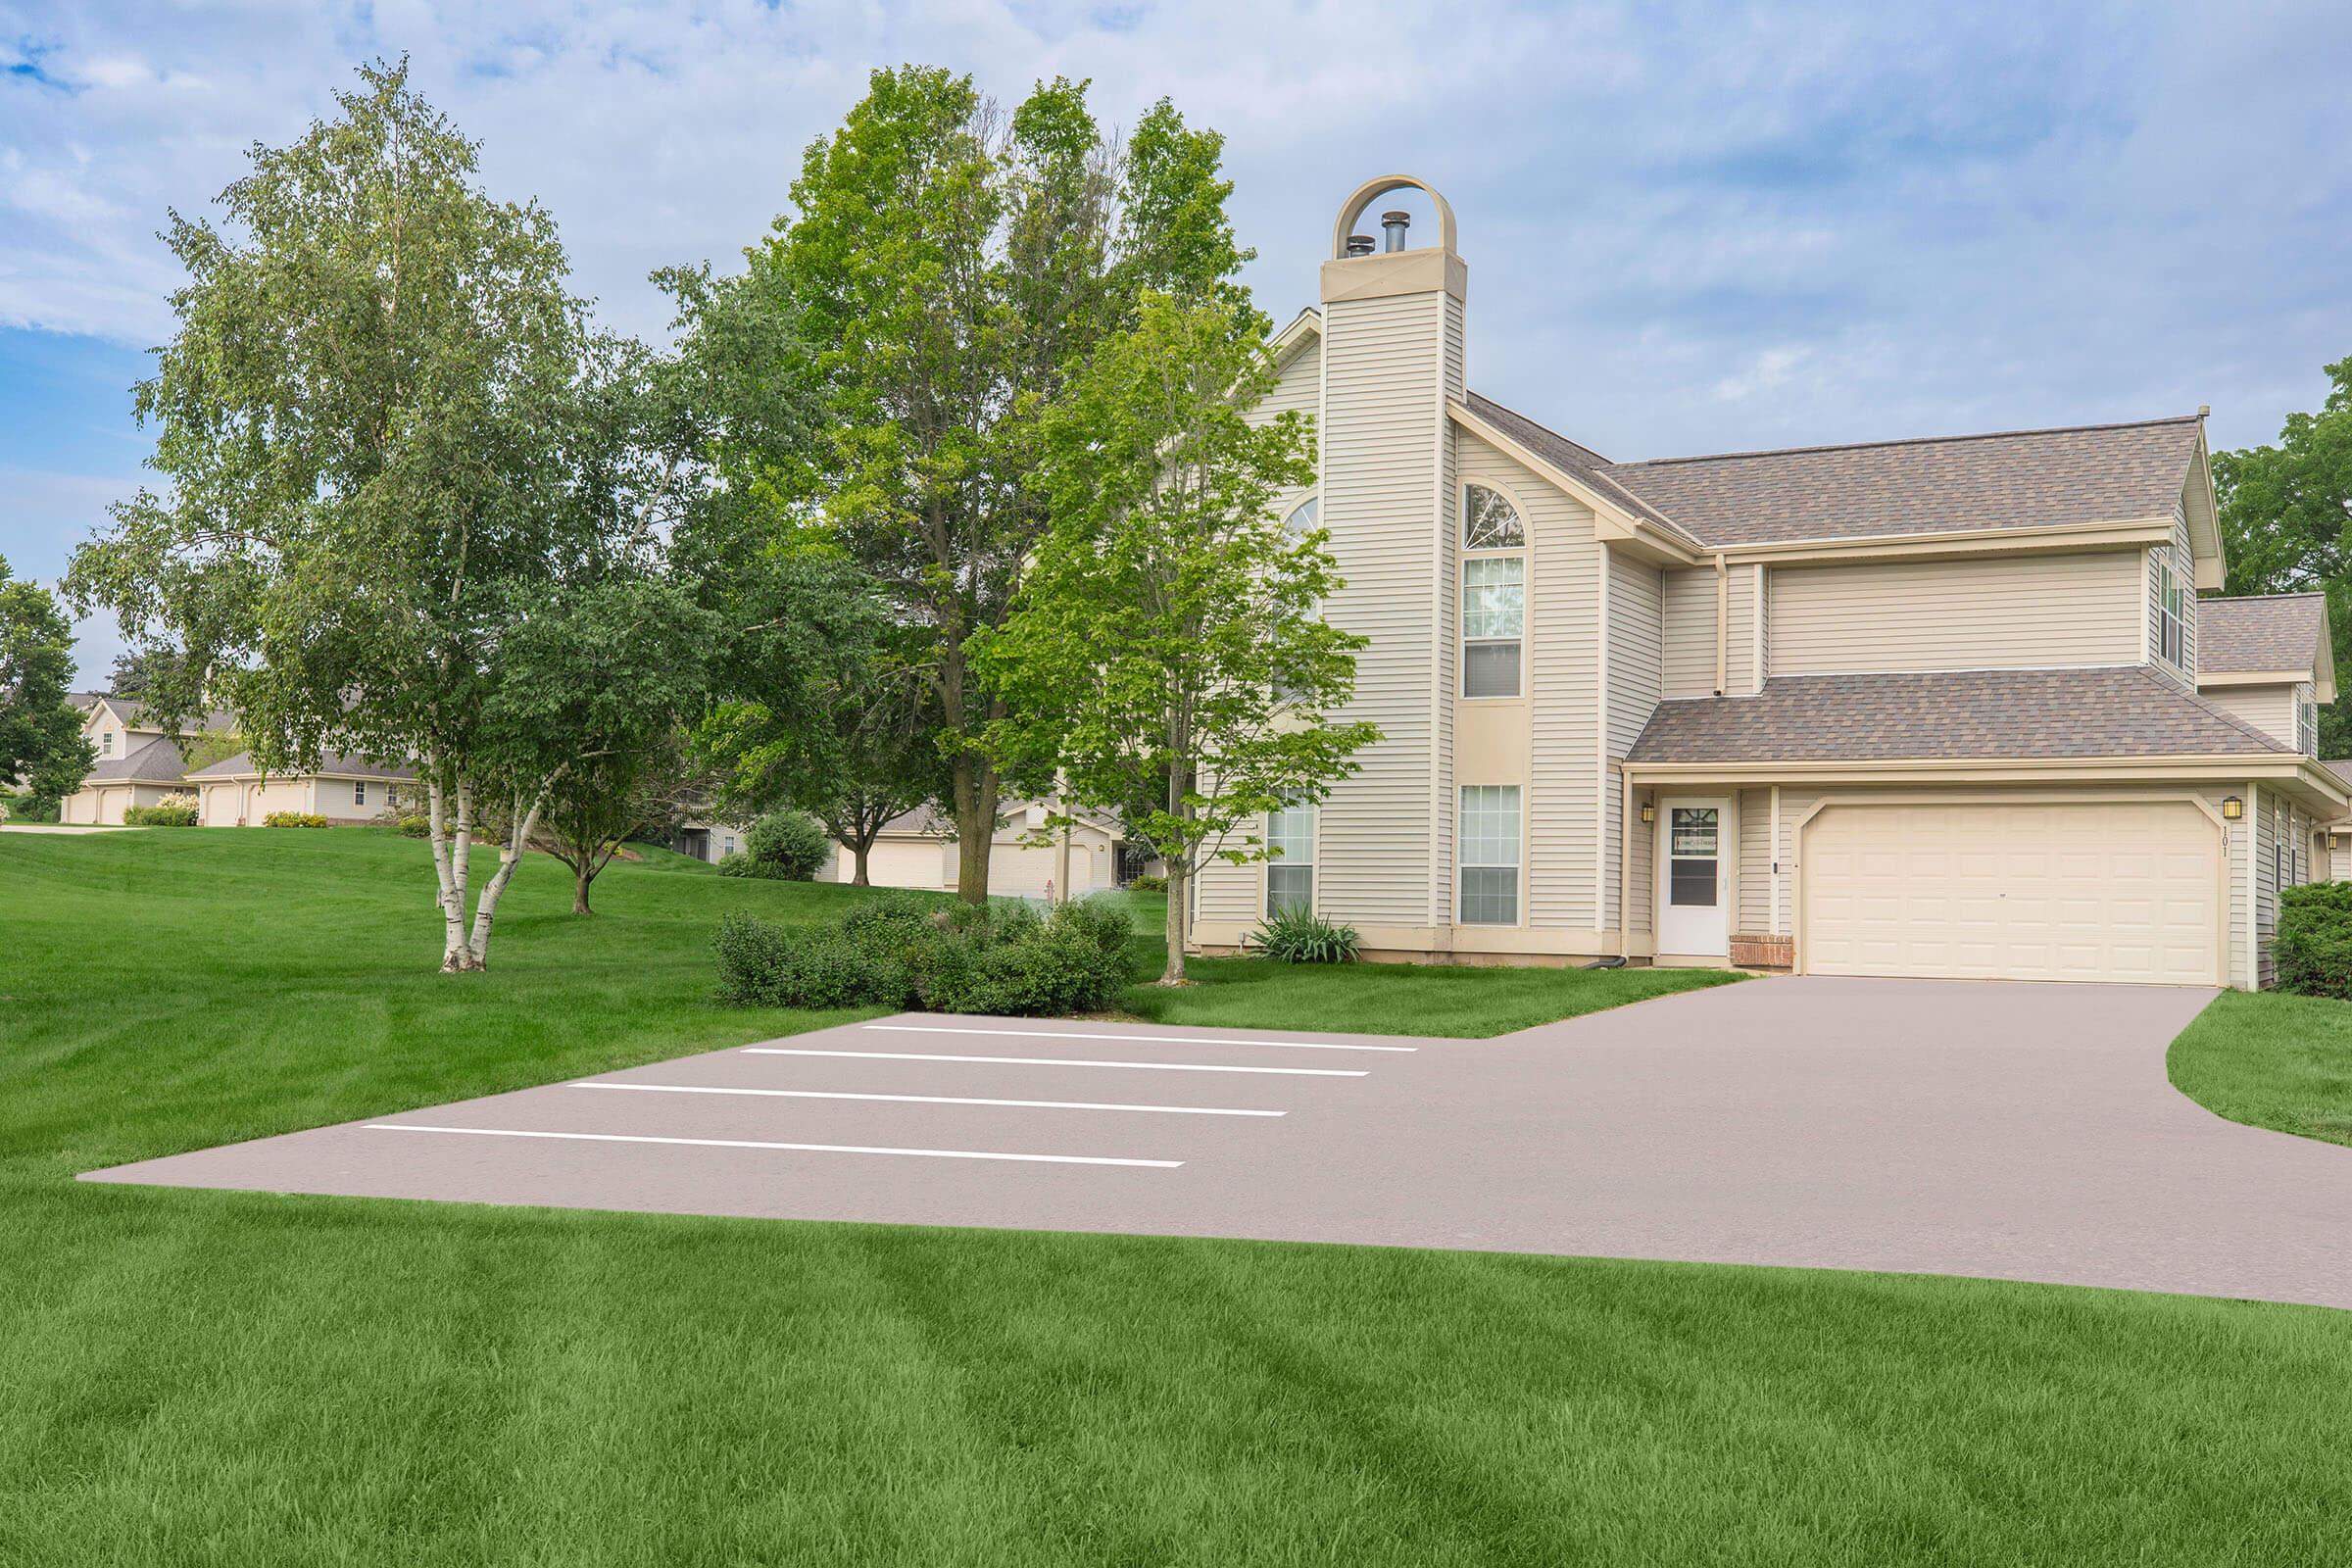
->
[1604,413,2203,470]
[2200,590,2327,603]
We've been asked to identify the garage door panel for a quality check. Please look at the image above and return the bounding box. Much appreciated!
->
[1803,801,2219,985]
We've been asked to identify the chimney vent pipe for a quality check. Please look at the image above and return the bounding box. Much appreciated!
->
[1345,232,1376,258]
[1380,210,1411,252]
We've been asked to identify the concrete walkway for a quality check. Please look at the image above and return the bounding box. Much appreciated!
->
[84,978,2352,1308]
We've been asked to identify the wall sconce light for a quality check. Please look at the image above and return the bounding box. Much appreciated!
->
[1639,801,1656,824]
[2222,796,2244,821]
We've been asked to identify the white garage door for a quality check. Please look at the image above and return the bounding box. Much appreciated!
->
[1802,801,2220,984]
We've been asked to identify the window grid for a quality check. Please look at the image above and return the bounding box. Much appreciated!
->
[1458,784,1521,925]
[2158,561,2184,666]
[1265,803,1314,915]
[1462,484,1527,699]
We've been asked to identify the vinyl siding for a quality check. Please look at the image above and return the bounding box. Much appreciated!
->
[2256,791,2278,988]
[1459,428,1599,929]
[1605,551,1663,936]
[1737,787,1772,932]
[2200,683,2300,751]
[1660,568,1716,698]
[1727,565,1761,695]
[1770,551,2143,675]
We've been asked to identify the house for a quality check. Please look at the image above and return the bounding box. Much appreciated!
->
[671,819,746,862]
[58,697,236,824]
[1189,175,2348,987]
[820,801,1136,898]
[183,751,415,826]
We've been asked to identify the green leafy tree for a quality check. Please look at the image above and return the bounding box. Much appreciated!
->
[2215,355,2352,755]
[679,67,1247,903]
[67,61,692,970]
[0,557,94,808]
[978,294,1377,984]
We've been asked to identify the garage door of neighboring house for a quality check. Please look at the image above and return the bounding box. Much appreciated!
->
[1801,800,2222,984]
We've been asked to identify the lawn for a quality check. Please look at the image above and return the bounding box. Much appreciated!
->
[3,828,2350,1565]
[2170,988,2352,1149]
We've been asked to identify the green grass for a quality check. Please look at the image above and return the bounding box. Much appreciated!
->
[4,829,2352,1565]
[2171,989,2352,1149]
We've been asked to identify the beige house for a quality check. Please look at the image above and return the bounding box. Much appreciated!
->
[58,697,236,824]
[1191,174,2348,988]
[822,801,1132,898]
[183,751,415,826]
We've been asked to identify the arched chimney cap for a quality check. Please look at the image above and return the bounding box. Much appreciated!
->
[1331,175,1457,260]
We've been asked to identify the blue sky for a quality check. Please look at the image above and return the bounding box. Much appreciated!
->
[5,0,2350,679]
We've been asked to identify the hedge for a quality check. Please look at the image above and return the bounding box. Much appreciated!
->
[2275,881,2352,999]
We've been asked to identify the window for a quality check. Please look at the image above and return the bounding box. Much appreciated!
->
[1668,807,1720,906]
[1461,484,1526,699]
[2300,698,2318,757]
[1458,784,1521,924]
[353,780,368,807]
[1265,802,1314,914]
[2157,561,2184,666]
[101,730,115,758]
[1274,499,1322,703]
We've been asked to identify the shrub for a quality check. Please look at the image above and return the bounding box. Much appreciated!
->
[397,815,431,838]
[263,811,330,828]
[746,810,832,880]
[123,794,200,827]
[2275,881,2352,999]
[7,793,62,823]
[1246,905,1362,964]
[1126,872,1168,893]
[713,895,1135,1016]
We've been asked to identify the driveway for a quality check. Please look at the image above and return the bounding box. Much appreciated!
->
[83,978,2352,1308]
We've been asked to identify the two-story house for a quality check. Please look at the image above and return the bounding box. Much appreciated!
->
[1191,176,2347,988]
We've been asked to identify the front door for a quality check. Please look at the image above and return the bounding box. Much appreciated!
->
[1656,798,1729,956]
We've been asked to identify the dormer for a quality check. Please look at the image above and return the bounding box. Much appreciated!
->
[2196,593,2335,755]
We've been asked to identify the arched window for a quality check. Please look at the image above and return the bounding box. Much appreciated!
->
[1461,484,1526,698]
[1283,497,1319,539]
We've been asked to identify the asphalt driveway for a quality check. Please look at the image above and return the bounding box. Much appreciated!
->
[84,978,2352,1308]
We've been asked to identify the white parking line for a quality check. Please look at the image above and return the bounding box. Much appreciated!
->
[864,1023,1415,1054]
[569,1082,1286,1117]
[363,1123,1182,1167]
[742,1047,1366,1077]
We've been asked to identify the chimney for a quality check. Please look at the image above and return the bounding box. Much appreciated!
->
[1381,210,1411,252]
[1345,232,1376,258]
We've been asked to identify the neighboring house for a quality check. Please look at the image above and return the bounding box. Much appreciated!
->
[672,819,746,862]
[2324,761,2352,880]
[1190,175,2348,988]
[183,751,416,826]
[58,697,237,824]
[819,801,1138,898]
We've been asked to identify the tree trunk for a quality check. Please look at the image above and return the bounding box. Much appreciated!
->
[572,863,593,915]
[951,752,999,906]
[852,842,870,886]
[1161,858,1187,985]
[426,766,480,972]
[466,777,558,967]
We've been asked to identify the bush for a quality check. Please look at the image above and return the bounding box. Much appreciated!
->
[1126,873,1168,893]
[123,794,200,827]
[747,810,832,880]
[2275,881,2352,999]
[397,814,431,838]
[713,895,1135,1016]
[1246,905,1361,964]
[5,793,62,824]
[263,811,330,828]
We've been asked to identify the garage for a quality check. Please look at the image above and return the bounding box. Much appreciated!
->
[1800,799,2223,985]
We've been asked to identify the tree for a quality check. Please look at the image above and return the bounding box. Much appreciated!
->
[67,60,692,971]
[978,294,1378,984]
[106,649,183,701]
[2215,355,2352,756]
[681,67,1248,903]
[0,557,93,807]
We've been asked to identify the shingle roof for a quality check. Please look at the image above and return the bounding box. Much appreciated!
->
[1461,392,1705,549]
[1596,416,2205,548]
[90,697,239,734]
[2196,593,2328,675]
[1626,665,2295,764]
[183,750,416,782]
[83,735,195,784]
[2325,759,2352,790]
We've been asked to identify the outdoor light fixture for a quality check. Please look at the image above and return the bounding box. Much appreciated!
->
[2222,796,2244,820]
[1640,801,1656,823]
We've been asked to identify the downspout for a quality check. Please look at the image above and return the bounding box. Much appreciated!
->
[1714,554,1729,696]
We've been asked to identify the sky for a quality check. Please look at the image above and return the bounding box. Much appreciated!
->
[5,0,2350,681]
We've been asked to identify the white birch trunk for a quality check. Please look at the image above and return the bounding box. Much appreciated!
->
[424,759,480,972]
[465,770,561,967]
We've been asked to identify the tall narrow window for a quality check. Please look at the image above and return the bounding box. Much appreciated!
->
[1265,801,1315,914]
[1274,499,1322,705]
[1462,484,1526,698]
[354,780,368,808]
[2299,698,2318,757]
[1459,784,1521,924]
[2157,561,2184,666]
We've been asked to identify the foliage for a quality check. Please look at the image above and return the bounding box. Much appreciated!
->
[105,649,186,702]
[1246,906,1361,964]
[264,811,331,829]
[0,555,95,805]
[979,293,1376,984]
[2274,881,2352,999]
[3,791,60,823]
[714,894,1133,1016]
[2215,354,2352,754]
[65,61,704,973]
[1126,872,1168,894]
[123,794,200,827]
[397,815,432,838]
[727,810,832,881]
[179,729,246,773]
[676,67,1249,903]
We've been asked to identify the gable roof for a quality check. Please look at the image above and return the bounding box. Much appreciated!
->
[85,697,238,735]
[1459,392,1704,551]
[82,734,195,784]
[1626,665,2295,764]
[184,750,416,782]
[2196,593,2328,676]
[1596,416,2206,549]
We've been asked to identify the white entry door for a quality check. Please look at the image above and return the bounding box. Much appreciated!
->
[1657,798,1730,956]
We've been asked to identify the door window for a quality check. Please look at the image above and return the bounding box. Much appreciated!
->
[1669,807,1719,906]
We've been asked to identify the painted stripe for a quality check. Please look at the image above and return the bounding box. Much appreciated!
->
[569,1082,1284,1117]
[862,1023,1414,1054]
[742,1048,1365,1078]
[363,1123,1181,1168]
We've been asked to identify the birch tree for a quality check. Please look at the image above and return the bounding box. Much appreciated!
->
[66,60,687,970]
[978,295,1377,983]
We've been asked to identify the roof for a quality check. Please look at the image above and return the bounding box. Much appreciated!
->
[2325,760,2352,790]
[1460,392,1704,549]
[873,800,1124,840]
[1598,416,2205,549]
[183,750,416,782]
[88,697,238,734]
[1626,665,2296,764]
[83,735,195,784]
[2196,593,2328,675]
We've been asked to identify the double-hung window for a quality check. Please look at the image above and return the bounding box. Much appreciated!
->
[1265,802,1315,914]
[354,780,368,808]
[2157,561,2184,666]
[1458,784,1521,924]
[2300,698,2318,757]
[1462,485,1526,698]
